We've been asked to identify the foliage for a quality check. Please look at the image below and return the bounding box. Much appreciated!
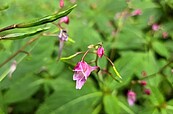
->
[0,0,173,114]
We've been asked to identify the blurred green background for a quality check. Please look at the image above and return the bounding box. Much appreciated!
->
[0,0,173,114]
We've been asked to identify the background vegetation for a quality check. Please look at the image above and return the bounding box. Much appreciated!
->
[0,0,173,114]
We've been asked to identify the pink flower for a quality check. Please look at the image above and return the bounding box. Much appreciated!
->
[144,89,151,95]
[58,29,68,41]
[162,32,168,39]
[73,61,98,89]
[97,47,104,58]
[127,90,136,106]
[139,80,147,86]
[59,16,69,24]
[132,9,142,16]
[152,24,160,31]
[59,0,64,8]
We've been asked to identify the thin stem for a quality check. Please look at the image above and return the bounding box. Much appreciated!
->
[141,56,173,79]
[0,35,41,68]
[81,49,90,61]
[104,54,114,66]
[0,24,17,33]
[104,54,122,79]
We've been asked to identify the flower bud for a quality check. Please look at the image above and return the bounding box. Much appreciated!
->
[144,89,151,95]
[141,71,147,77]
[162,32,168,39]
[152,24,160,31]
[59,16,69,24]
[59,0,64,8]
[97,47,104,58]
[132,9,142,16]
[139,80,147,86]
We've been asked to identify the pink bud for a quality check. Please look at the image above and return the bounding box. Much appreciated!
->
[162,32,168,39]
[59,0,64,8]
[152,24,160,31]
[97,47,104,58]
[144,89,151,95]
[59,16,69,24]
[132,9,142,16]
[139,80,147,86]
[127,90,136,106]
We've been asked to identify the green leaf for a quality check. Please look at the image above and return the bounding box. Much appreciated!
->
[0,5,9,11]
[0,108,5,114]
[36,78,102,114]
[3,75,43,104]
[0,4,77,32]
[152,41,169,58]
[17,4,77,28]
[118,101,135,114]
[149,86,165,105]
[0,27,49,40]
[103,94,120,114]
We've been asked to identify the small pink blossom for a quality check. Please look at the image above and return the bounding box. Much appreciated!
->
[73,61,98,89]
[144,89,151,95]
[139,80,147,86]
[127,90,136,106]
[59,0,64,8]
[59,16,69,24]
[162,32,168,39]
[97,47,104,58]
[132,9,142,16]
[152,24,160,31]
[58,29,68,41]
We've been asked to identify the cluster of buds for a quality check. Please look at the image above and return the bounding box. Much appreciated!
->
[127,71,151,106]
[71,43,122,89]
[151,23,168,39]
[138,80,151,95]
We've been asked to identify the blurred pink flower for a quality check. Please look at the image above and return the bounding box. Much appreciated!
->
[58,29,68,41]
[59,16,69,24]
[97,47,104,58]
[132,9,142,16]
[127,90,136,106]
[59,0,64,8]
[144,89,151,95]
[152,24,160,31]
[73,61,98,89]
[162,32,168,39]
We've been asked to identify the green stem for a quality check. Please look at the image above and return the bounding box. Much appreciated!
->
[81,49,90,62]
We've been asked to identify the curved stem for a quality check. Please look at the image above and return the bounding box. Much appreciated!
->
[0,35,41,68]
[81,49,90,61]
